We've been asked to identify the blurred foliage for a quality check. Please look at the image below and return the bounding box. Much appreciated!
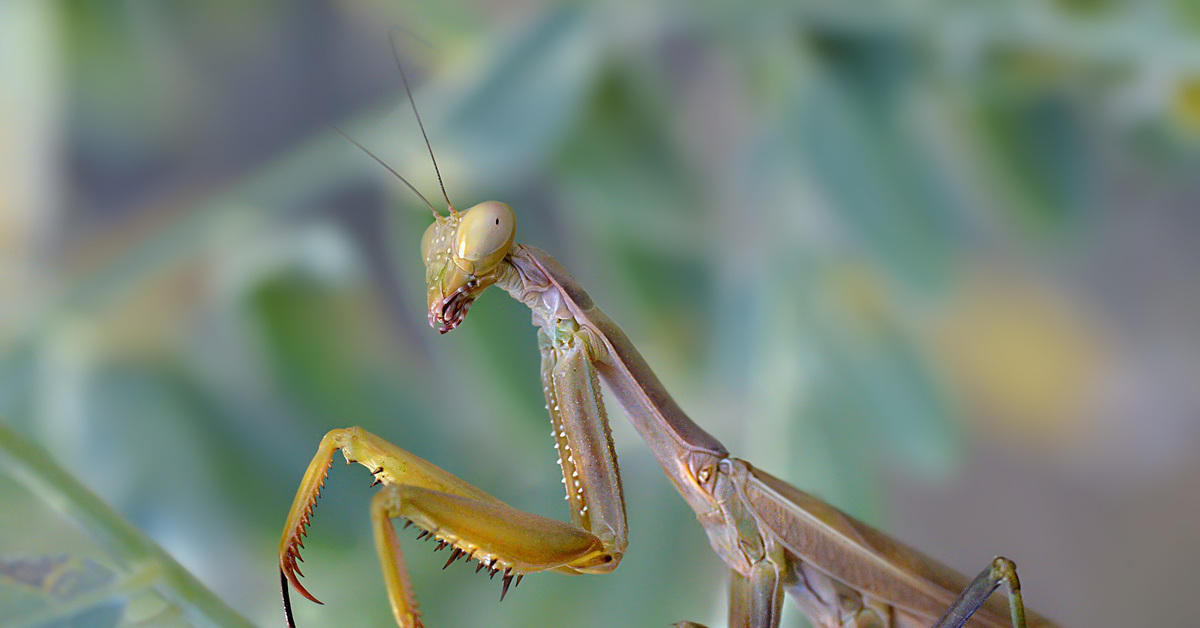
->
[0,422,254,628]
[2,1,1199,627]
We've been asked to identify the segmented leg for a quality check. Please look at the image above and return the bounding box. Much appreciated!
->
[279,427,617,628]
[729,560,784,628]
[932,557,1027,628]
[665,560,784,628]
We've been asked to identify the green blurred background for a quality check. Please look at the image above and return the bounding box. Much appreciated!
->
[2,0,1199,626]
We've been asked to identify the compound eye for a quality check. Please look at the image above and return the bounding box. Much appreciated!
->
[455,201,515,267]
[696,463,720,491]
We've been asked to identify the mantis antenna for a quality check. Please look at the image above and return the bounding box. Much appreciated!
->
[332,30,453,218]
[331,125,440,217]
[389,28,454,212]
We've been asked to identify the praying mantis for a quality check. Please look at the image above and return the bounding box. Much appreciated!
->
[277,47,1060,628]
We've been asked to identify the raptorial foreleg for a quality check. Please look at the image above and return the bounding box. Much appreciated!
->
[279,427,616,628]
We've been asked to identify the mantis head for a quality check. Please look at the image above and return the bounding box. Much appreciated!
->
[422,201,517,333]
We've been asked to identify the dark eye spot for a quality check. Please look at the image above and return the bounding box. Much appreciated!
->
[495,218,499,225]
[602,555,612,563]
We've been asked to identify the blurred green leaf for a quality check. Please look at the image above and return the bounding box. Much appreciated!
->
[977,92,1094,233]
[0,422,253,628]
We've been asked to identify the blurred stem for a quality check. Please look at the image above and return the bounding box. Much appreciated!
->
[0,422,255,628]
